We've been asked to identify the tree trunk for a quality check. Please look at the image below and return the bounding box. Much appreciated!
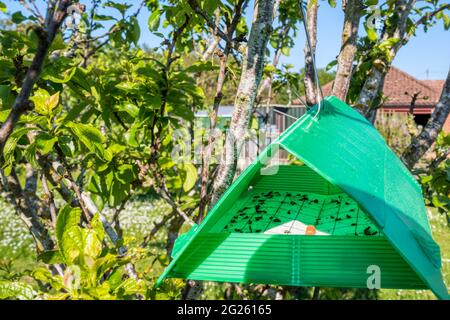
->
[357,0,416,122]
[211,0,275,203]
[331,0,363,101]
[303,1,319,106]
[402,68,450,169]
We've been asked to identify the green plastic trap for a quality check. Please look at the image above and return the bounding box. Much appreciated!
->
[157,96,449,300]
[210,182,379,237]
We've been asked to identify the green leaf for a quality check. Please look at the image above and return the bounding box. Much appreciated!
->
[60,226,84,265]
[117,102,139,117]
[104,1,131,15]
[38,250,64,264]
[66,122,105,157]
[0,2,6,13]
[421,175,433,184]
[43,67,76,84]
[364,23,378,42]
[181,163,197,192]
[281,46,290,56]
[90,213,105,241]
[94,14,116,21]
[0,281,36,300]
[326,59,338,71]
[29,89,60,115]
[35,132,57,155]
[130,16,140,44]
[364,0,378,5]
[3,126,34,171]
[115,81,139,92]
[11,11,27,23]
[148,10,161,31]
[328,0,337,8]
[24,142,38,168]
[56,205,81,245]
[444,14,450,30]
[84,229,102,261]
[115,164,137,184]
[184,61,218,73]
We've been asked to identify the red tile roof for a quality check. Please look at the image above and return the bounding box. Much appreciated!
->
[292,66,444,107]
[382,67,443,107]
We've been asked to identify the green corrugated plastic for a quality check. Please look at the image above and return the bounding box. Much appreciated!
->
[157,96,449,300]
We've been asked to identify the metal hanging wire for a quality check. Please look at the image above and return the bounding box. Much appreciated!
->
[298,0,324,118]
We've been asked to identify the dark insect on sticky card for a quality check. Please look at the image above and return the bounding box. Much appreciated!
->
[248,220,252,224]
[351,223,357,226]
[336,218,342,221]
[230,219,236,223]
[234,229,242,232]
[290,201,296,206]
[273,218,281,223]
[287,210,291,215]
[255,229,262,233]
[242,216,249,220]
[350,209,355,212]
[255,216,263,221]
[364,227,372,236]
[286,193,292,197]
[346,214,351,219]
[224,225,228,229]
[330,215,335,219]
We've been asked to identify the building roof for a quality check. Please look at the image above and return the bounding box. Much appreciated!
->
[383,67,443,107]
[158,96,448,299]
[293,67,445,107]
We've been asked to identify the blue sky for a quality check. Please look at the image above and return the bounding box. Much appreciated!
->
[2,0,449,80]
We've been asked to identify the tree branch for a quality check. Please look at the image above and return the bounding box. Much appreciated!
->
[402,68,450,169]
[331,0,363,100]
[0,0,74,150]
[303,1,319,106]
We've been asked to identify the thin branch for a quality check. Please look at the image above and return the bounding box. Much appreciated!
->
[141,213,174,248]
[414,3,450,28]
[40,171,58,227]
[187,0,233,45]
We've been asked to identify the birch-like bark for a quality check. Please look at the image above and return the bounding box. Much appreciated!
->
[331,0,363,101]
[357,0,416,122]
[357,2,449,122]
[197,1,248,222]
[402,68,450,169]
[212,0,275,203]
[303,1,319,106]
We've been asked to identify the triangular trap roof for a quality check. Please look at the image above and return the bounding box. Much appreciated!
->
[158,96,448,299]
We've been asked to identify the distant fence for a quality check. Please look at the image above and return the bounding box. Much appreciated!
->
[237,105,307,170]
